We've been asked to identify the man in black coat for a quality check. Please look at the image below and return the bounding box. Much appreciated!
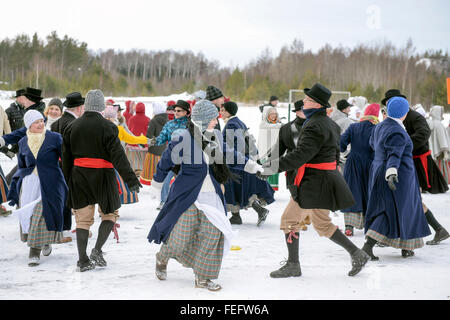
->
[62,89,141,272]
[382,89,449,245]
[50,92,86,236]
[258,83,370,278]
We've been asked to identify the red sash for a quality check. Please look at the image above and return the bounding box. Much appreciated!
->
[413,150,432,188]
[294,161,337,187]
[74,158,122,194]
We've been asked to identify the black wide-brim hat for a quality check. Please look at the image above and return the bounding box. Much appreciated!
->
[381,89,406,106]
[113,104,124,112]
[24,87,43,102]
[173,100,191,114]
[14,89,25,98]
[292,99,304,112]
[63,92,85,108]
[304,83,332,108]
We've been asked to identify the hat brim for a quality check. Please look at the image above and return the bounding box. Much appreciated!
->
[381,94,406,106]
[304,89,331,108]
[63,100,85,108]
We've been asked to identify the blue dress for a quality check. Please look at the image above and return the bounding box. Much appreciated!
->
[222,117,274,212]
[364,118,431,247]
[340,120,376,215]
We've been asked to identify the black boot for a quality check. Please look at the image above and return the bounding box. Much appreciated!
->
[425,210,449,245]
[329,228,370,276]
[229,212,242,225]
[270,232,301,278]
[362,236,379,261]
[76,228,95,272]
[252,199,269,227]
[401,249,415,258]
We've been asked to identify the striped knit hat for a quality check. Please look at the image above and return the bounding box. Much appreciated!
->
[205,85,223,101]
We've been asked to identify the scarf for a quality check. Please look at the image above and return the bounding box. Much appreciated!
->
[26,130,46,175]
[303,107,327,124]
[360,115,379,125]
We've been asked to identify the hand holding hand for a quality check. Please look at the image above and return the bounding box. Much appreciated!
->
[387,174,399,191]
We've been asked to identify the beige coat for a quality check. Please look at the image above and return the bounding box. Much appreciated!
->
[0,106,11,135]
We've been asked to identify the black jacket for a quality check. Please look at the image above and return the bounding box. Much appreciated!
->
[146,113,168,156]
[5,102,25,132]
[62,112,139,213]
[273,109,355,210]
[51,112,76,136]
[402,109,431,156]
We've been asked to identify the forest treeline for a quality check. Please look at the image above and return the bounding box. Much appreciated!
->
[0,32,448,110]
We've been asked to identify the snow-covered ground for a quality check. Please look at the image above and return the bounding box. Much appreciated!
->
[0,95,449,300]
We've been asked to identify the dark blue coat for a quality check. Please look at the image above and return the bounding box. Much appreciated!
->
[365,118,431,240]
[147,129,227,244]
[340,120,376,214]
[222,117,274,209]
[7,130,68,232]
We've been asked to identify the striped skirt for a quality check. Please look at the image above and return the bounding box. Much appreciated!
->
[366,229,424,250]
[0,171,9,203]
[125,145,147,172]
[344,212,364,229]
[268,173,279,191]
[437,158,450,184]
[158,204,224,280]
[21,201,63,248]
[140,153,161,186]
[115,170,138,204]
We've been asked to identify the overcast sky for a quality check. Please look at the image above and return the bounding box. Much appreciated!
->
[1,0,449,67]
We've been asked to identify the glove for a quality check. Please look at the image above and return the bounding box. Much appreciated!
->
[244,159,263,174]
[128,181,143,193]
[147,137,157,146]
[386,174,398,191]
[255,171,270,181]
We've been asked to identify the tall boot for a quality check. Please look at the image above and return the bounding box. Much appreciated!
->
[329,228,370,276]
[361,236,379,261]
[270,232,301,278]
[252,199,269,227]
[28,248,41,267]
[425,210,449,245]
[76,228,95,272]
[90,220,114,267]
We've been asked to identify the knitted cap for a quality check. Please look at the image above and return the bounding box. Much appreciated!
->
[191,100,219,131]
[205,85,223,101]
[387,97,410,119]
[223,101,238,116]
[364,103,380,117]
[48,98,63,112]
[24,110,44,129]
[85,89,106,112]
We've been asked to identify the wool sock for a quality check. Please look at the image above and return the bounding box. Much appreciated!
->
[76,228,90,263]
[329,228,358,255]
[95,221,115,251]
[425,210,442,231]
[285,232,300,263]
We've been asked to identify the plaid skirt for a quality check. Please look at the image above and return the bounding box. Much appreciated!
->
[0,171,9,203]
[437,158,450,184]
[125,145,147,172]
[344,212,364,229]
[158,204,224,280]
[21,201,62,248]
[366,229,424,250]
[140,153,161,186]
[115,170,138,204]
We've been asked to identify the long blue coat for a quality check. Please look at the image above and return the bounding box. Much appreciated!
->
[8,130,68,232]
[147,129,227,244]
[364,118,431,240]
[222,117,274,210]
[340,120,376,214]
